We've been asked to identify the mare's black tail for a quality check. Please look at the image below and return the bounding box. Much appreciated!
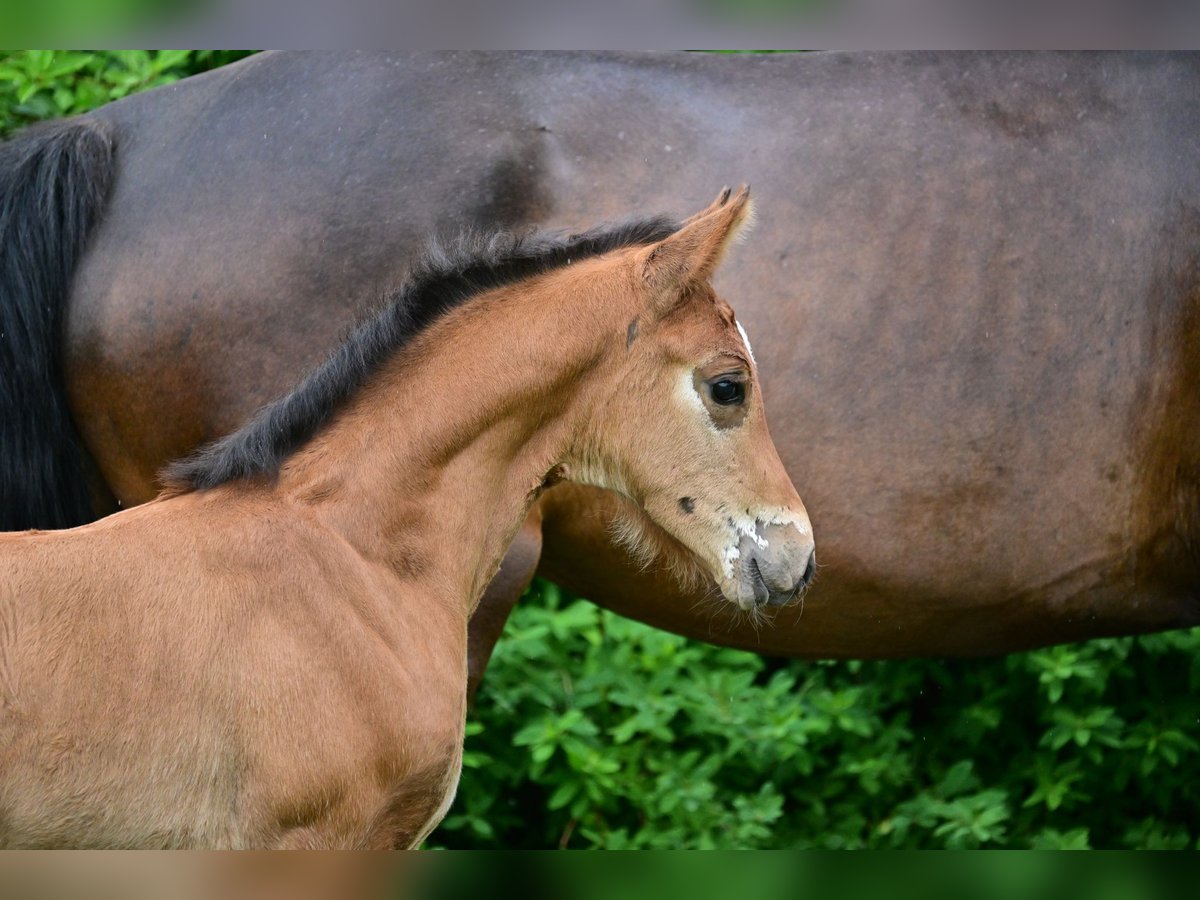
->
[0,118,116,530]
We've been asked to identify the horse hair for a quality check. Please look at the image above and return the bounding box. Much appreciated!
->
[0,118,117,530]
[164,214,681,492]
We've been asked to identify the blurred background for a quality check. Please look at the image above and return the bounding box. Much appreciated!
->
[2,50,1199,850]
[5,2,1200,47]
[0,852,1194,897]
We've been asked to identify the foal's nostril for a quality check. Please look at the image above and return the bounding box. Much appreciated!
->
[746,556,771,607]
[800,550,816,588]
[736,527,815,609]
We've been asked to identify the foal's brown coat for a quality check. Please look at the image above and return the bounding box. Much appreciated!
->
[0,190,812,848]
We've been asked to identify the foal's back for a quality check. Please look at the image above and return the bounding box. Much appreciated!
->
[0,495,465,847]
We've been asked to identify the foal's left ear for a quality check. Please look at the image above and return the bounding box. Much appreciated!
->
[640,185,753,317]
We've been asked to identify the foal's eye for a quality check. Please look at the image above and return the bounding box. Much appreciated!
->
[710,379,745,406]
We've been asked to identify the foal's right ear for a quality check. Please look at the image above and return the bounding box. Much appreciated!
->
[639,186,753,318]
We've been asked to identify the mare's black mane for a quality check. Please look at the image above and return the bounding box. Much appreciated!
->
[164,215,679,491]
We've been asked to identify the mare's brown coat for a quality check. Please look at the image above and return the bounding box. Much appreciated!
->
[22,52,1200,663]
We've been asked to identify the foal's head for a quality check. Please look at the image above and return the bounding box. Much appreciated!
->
[571,187,814,610]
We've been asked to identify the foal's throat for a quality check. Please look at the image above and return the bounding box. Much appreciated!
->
[277,273,618,610]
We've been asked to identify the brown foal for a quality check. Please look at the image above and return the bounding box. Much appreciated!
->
[0,188,813,848]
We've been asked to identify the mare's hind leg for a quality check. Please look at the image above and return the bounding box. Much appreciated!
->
[466,507,543,701]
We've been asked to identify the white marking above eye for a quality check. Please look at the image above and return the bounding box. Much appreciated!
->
[677,369,708,414]
[735,320,756,366]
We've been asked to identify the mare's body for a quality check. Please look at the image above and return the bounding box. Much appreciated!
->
[4,52,1200,663]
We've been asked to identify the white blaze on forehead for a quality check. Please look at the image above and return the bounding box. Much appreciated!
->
[735,319,756,366]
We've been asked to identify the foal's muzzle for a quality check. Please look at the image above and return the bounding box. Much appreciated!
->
[735,522,815,609]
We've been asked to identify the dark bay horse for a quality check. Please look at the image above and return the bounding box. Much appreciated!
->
[2,52,1199,677]
[0,190,813,848]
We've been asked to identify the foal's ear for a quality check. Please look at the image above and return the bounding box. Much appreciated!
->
[640,186,753,316]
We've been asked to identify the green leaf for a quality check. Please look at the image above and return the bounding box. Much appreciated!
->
[111,50,151,74]
[26,50,53,74]
[52,87,74,113]
[154,50,192,71]
[47,54,94,79]
[1030,827,1091,849]
[546,781,579,810]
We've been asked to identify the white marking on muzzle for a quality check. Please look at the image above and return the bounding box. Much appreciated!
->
[722,544,741,579]
[719,506,810,579]
[761,507,810,537]
[720,512,768,580]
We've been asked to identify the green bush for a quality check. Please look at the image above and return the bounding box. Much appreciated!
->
[6,49,1199,849]
[442,582,1200,849]
[0,50,254,136]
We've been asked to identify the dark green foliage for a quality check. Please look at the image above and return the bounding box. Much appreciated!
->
[6,49,1198,849]
[0,50,255,136]
[411,853,1196,900]
[439,581,1200,849]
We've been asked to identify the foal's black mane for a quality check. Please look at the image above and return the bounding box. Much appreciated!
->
[164,215,680,491]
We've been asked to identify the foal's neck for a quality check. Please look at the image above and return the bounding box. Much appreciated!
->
[278,260,622,610]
